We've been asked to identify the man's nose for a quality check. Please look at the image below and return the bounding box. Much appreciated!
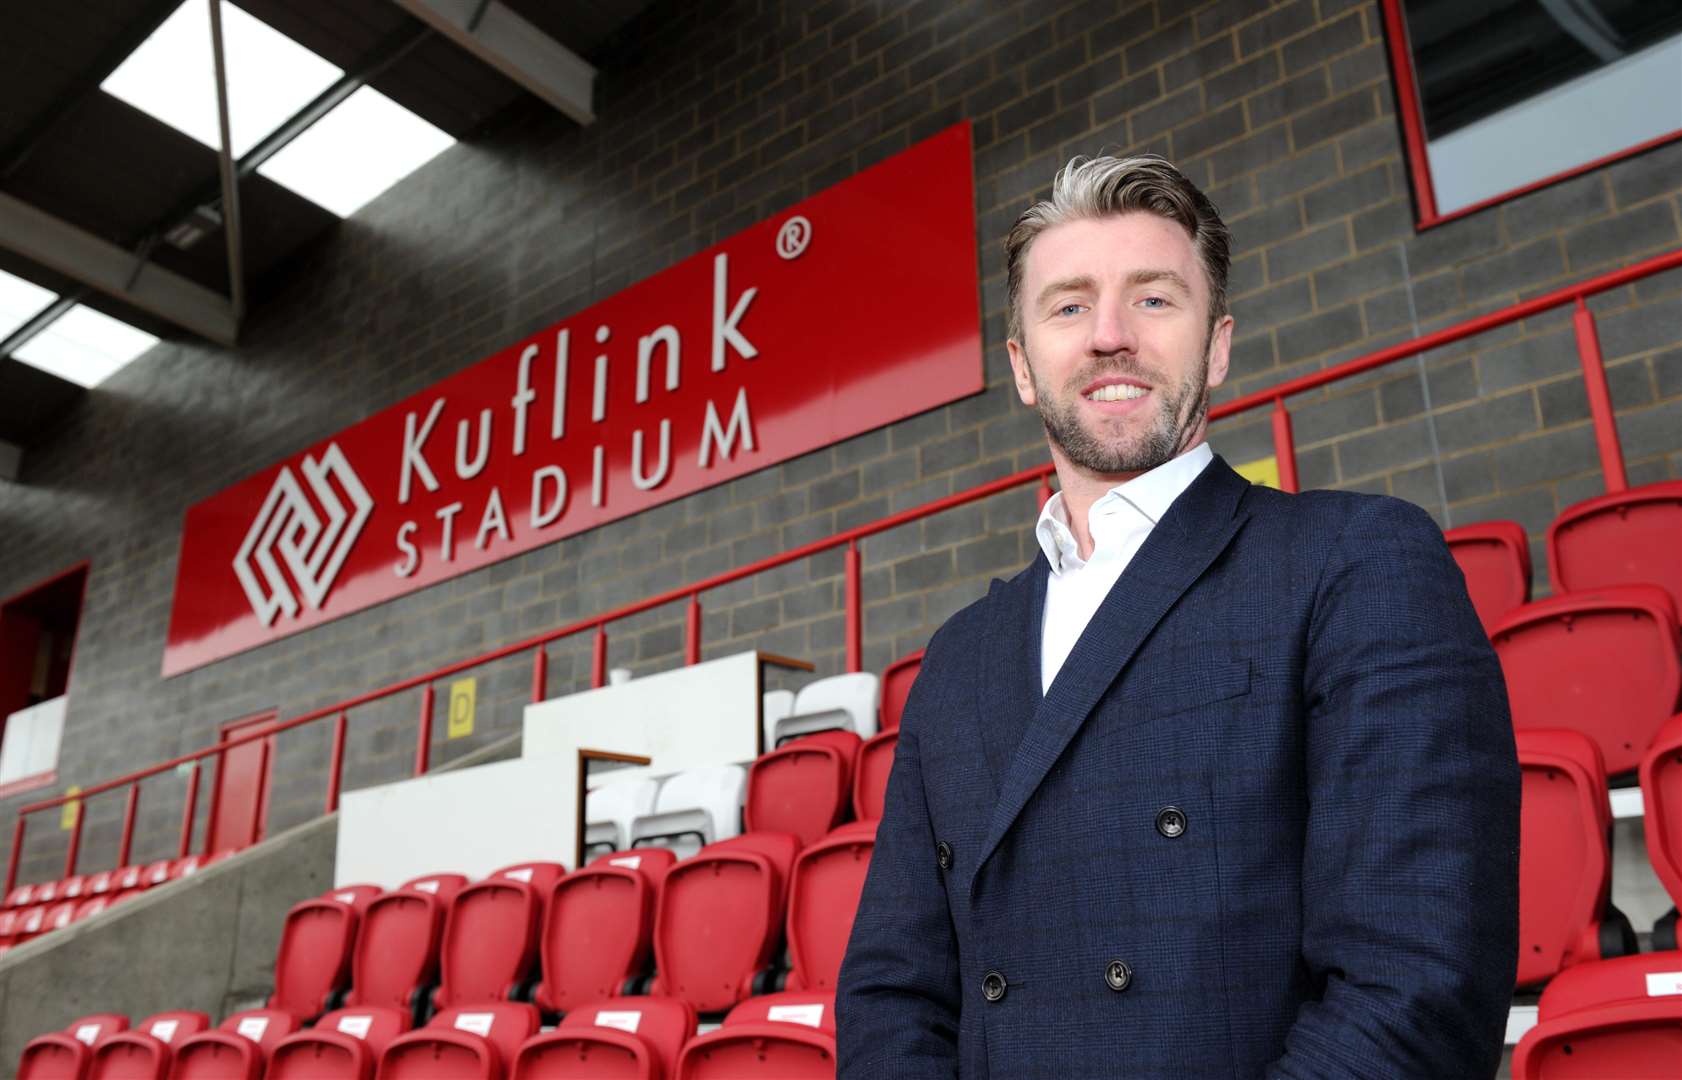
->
[1088,296,1138,356]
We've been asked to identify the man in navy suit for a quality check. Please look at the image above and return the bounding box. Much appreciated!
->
[836,154,1520,1078]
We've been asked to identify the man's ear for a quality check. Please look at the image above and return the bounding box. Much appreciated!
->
[1007,338,1037,406]
[1205,314,1234,389]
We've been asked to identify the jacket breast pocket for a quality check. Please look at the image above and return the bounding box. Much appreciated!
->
[1091,658,1251,738]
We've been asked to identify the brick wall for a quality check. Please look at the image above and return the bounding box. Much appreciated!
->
[2,0,1678,881]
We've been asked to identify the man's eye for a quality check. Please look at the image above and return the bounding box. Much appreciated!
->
[1058,303,1085,316]
[1140,296,1169,309]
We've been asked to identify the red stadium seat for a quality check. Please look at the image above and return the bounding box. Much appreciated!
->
[786,821,877,992]
[1642,712,1682,941]
[674,991,836,1078]
[84,870,120,897]
[879,650,923,733]
[1516,729,1632,988]
[142,860,174,888]
[434,864,564,1009]
[43,899,78,934]
[652,832,800,1014]
[265,1007,409,1080]
[0,907,19,947]
[4,882,34,907]
[535,850,675,1015]
[511,996,696,1079]
[345,873,467,1018]
[1512,950,1682,1078]
[744,730,860,847]
[167,1009,299,1080]
[1443,521,1531,636]
[59,875,87,900]
[379,1003,540,1080]
[852,730,898,822]
[1549,479,1682,622]
[18,1014,130,1080]
[1494,586,1682,775]
[267,890,372,1020]
[89,1012,211,1080]
[73,896,113,924]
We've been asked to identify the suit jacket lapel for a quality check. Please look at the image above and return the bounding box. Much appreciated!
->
[978,555,1048,797]
[972,456,1253,886]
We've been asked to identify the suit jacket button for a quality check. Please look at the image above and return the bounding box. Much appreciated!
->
[1155,806,1187,839]
[981,970,1007,1002]
[1105,959,1133,992]
[936,840,954,871]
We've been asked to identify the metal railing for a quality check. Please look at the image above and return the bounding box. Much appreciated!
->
[8,246,1680,895]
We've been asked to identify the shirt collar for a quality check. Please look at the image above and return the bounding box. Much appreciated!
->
[1034,442,1214,575]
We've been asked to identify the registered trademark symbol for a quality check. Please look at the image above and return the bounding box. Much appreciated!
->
[776,215,812,259]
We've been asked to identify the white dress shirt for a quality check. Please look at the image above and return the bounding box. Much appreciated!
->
[1034,442,1214,694]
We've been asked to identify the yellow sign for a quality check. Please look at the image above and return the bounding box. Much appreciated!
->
[1235,455,1280,490]
[448,677,476,740]
[60,786,81,831]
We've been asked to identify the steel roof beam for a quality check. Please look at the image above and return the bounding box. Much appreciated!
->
[0,191,237,346]
[392,0,596,125]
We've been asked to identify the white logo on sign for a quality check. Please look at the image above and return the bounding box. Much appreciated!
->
[593,1010,642,1034]
[767,1004,825,1028]
[234,443,373,627]
[776,215,812,260]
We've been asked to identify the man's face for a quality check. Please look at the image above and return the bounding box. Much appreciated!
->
[1007,212,1233,479]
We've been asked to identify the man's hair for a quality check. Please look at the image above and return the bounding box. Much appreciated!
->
[1004,154,1232,345]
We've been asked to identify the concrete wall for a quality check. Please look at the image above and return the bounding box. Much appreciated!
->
[2,0,1679,889]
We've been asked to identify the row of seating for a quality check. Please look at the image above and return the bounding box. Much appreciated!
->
[24,990,841,1078]
[0,851,234,953]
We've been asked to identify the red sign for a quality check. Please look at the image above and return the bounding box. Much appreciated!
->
[162,123,983,675]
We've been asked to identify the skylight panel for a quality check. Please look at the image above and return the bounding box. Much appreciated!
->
[101,0,342,158]
[256,86,455,217]
[0,270,56,341]
[12,306,159,388]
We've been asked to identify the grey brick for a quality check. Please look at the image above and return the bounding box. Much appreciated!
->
[1247,68,1329,128]
[1204,123,1293,181]
[1378,373,1425,422]
[1277,304,1364,362]
[1337,417,1435,478]
[1124,17,1197,73]
[1597,296,1682,360]
[1460,238,1567,303]
[1291,389,1378,446]
[1655,347,1682,399]
[1328,42,1388,94]
[1449,487,1559,538]
[1130,85,1203,139]
[1622,397,1682,461]
[809,469,862,511]
[1205,52,1281,109]
[1088,4,1157,56]
[956,531,1022,577]
[1164,33,1238,91]
[1610,139,1682,208]
[1174,103,1247,159]
[893,550,954,592]
[1229,199,1306,253]
[1565,201,1681,271]
[1434,391,1539,453]
[1502,172,1611,243]
[1281,13,1365,74]
[1230,277,1314,332]
[1194,0,1274,40]
[1304,164,1392,224]
[1405,213,1502,275]
[1314,247,1404,308]
[1440,451,1497,503]
[1255,143,1339,204]
[1288,87,1375,149]
[1492,425,1600,490]
[1236,1,1317,56]
[1265,222,1352,281]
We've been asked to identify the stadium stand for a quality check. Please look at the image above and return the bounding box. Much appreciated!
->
[512,995,697,1079]
[265,1007,410,1080]
[535,849,676,1015]
[674,990,838,1078]
[167,1009,300,1080]
[1493,585,1682,776]
[379,1003,542,1080]
[17,1014,128,1080]
[432,863,564,1010]
[269,888,378,1021]
[344,873,469,1023]
[1511,950,1682,1078]
[86,1011,210,1080]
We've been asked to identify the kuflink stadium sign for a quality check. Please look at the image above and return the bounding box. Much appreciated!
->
[162,123,983,675]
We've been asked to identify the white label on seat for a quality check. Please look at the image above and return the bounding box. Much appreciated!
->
[415,880,440,893]
[505,867,534,882]
[593,1010,642,1034]
[454,1012,495,1037]
[151,1020,180,1044]
[335,892,358,903]
[767,1004,825,1028]
[1504,1005,1538,1045]
[74,1025,100,1046]
[1609,787,1645,818]
[337,1016,373,1039]
[1647,971,1682,996]
[236,1017,270,1042]
[608,856,642,870]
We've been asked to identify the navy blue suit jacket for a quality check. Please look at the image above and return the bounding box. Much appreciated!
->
[836,454,1521,1078]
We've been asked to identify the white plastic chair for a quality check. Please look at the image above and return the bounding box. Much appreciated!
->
[584,776,663,856]
[761,689,796,753]
[775,672,880,745]
[628,764,747,860]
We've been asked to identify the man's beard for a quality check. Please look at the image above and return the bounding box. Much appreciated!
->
[1028,345,1211,476]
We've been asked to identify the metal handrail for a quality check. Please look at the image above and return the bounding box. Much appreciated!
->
[8,245,1680,893]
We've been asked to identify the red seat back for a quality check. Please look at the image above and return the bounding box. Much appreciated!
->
[514,996,696,1079]
[744,730,860,847]
[879,650,923,733]
[1494,586,1682,774]
[167,1011,302,1080]
[674,991,837,1078]
[536,850,675,1015]
[346,890,448,1013]
[652,833,799,1013]
[18,1037,90,1080]
[1516,729,1615,988]
[89,1013,210,1080]
[852,730,898,822]
[1444,521,1531,636]
[1640,713,1682,908]
[1514,952,1682,1079]
[786,822,877,992]
[434,872,556,1009]
[379,1004,540,1080]
[266,1007,408,1080]
[1549,480,1682,621]
[268,897,362,1020]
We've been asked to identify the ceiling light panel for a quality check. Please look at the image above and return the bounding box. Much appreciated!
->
[257,86,455,217]
[12,306,160,388]
[0,270,56,341]
[101,0,343,158]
